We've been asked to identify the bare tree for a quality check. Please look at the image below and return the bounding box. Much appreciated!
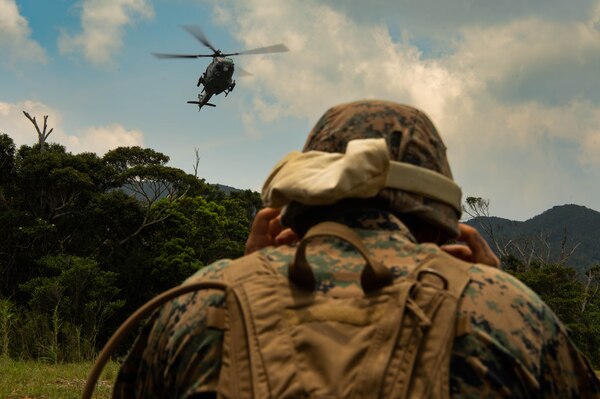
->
[117,177,180,246]
[22,111,53,152]
[558,227,581,266]
[463,197,580,270]
[192,147,201,178]
[463,197,513,259]
[581,265,600,313]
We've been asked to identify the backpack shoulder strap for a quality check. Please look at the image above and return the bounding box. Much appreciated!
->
[208,251,280,399]
[383,252,472,399]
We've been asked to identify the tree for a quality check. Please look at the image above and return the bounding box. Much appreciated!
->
[103,146,206,246]
[464,196,580,271]
[463,197,513,259]
[0,131,261,359]
[0,134,16,209]
[20,255,124,361]
[229,189,263,224]
[581,265,600,313]
[151,238,202,292]
[508,229,580,271]
[512,262,600,367]
[14,144,105,221]
[22,111,53,152]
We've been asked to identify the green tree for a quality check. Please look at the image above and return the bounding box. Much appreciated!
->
[20,255,124,361]
[14,144,105,221]
[509,261,600,367]
[151,237,202,291]
[0,144,108,297]
[0,133,16,209]
[103,146,206,245]
[0,130,260,359]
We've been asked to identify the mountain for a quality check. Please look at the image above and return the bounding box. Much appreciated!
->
[214,183,239,195]
[465,204,600,273]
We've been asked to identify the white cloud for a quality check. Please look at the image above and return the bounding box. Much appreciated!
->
[217,0,468,125]
[0,0,47,66]
[0,100,144,155]
[0,101,63,147]
[67,124,144,155]
[58,0,154,66]
[205,0,600,219]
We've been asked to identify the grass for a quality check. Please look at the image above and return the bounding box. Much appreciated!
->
[0,357,598,397]
[0,357,119,399]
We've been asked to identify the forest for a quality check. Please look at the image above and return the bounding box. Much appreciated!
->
[0,131,260,363]
[0,130,599,368]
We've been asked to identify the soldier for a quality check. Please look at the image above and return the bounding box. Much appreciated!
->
[113,100,600,398]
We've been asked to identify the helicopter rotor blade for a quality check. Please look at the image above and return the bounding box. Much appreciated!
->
[152,52,215,59]
[223,43,289,56]
[235,66,253,77]
[181,25,219,54]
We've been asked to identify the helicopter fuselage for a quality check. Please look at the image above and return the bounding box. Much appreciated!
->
[202,57,235,95]
[153,25,287,111]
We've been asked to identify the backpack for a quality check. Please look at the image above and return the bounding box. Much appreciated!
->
[83,221,471,399]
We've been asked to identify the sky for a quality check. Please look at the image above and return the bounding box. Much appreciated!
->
[2,0,600,221]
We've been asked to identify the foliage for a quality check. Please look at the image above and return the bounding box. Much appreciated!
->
[0,298,15,357]
[0,133,260,361]
[507,261,600,367]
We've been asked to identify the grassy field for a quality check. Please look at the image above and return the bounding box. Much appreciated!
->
[0,357,118,399]
[0,357,598,397]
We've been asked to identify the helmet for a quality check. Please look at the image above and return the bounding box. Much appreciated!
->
[301,99,460,239]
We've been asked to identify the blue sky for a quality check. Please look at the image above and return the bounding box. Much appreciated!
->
[2,0,600,221]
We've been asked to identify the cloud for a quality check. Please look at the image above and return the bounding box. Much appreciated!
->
[0,101,64,147]
[580,130,600,166]
[0,0,47,66]
[319,0,598,40]
[58,0,154,66]
[0,100,144,155]
[67,124,144,155]
[215,0,468,125]
[205,0,600,219]
[449,17,600,104]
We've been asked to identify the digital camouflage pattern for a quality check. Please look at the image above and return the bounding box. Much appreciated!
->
[114,100,599,397]
[113,209,600,399]
[302,100,460,239]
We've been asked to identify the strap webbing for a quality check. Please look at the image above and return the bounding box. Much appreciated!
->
[290,222,394,293]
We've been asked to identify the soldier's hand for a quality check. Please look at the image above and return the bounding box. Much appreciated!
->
[245,207,298,255]
[441,224,500,267]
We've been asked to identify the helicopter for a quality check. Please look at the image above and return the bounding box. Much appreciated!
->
[152,25,289,110]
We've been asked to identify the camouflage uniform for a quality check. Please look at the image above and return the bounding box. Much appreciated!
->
[113,101,600,398]
[113,209,599,398]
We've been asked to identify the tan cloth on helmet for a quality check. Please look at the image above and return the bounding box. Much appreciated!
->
[262,138,462,213]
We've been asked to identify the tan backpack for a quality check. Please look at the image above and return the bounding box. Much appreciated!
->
[83,221,471,399]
